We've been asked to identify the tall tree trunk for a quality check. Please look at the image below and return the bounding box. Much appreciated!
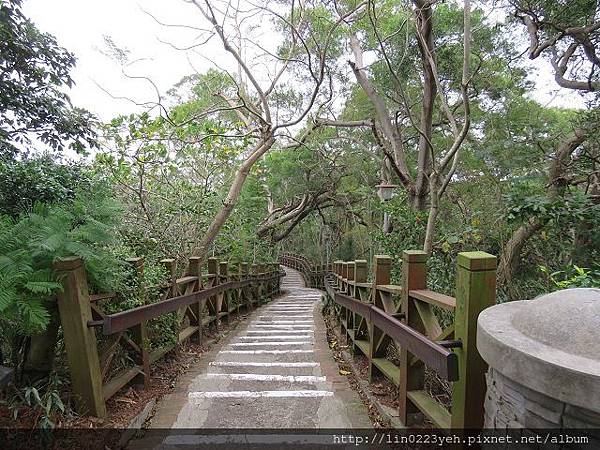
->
[423,175,439,255]
[413,0,437,210]
[194,134,275,260]
[497,129,587,288]
[498,218,543,287]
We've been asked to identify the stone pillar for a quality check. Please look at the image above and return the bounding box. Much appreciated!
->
[478,288,600,434]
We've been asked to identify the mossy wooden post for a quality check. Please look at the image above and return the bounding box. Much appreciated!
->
[187,256,203,343]
[451,252,497,429]
[207,257,219,327]
[369,255,391,382]
[126,257,150,388]
[399,250,428,426]
[54,257,106,417]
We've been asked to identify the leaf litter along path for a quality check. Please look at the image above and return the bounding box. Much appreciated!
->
[128,266,371,449]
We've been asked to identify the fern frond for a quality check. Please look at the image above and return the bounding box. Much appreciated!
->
[0,286,17,312]
[24,281,62,295]
[17,298,50,332]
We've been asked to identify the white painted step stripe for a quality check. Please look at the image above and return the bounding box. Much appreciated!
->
[209,362,319,368]
[245,330,311,334]
[205,373,326,382]
[264,305,315,311]
[229,341,312,347]
[269,305,315,307]
[237,335,312,340]
[264,308,314,311]
[256,320,313,324]
[250,325,313,329]
[258,315,312,319]
[219,350,313,354]
[270,302,316,304]
[265,309,313,312]
[189,390,333,399]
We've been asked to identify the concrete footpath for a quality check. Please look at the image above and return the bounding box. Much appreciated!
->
[128,266,371,448]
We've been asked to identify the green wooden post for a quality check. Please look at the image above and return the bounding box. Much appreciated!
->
[53,257,106,417]
[126,257,150,387]
[187,256,203,342]
[369,255,391,381]
[451,251,497,429]
[399,250,428,426]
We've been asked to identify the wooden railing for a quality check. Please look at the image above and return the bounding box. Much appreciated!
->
[54,256,283,417]
[280,250,496,430]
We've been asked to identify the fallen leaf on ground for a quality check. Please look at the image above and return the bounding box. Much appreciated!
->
[339,370,351,375]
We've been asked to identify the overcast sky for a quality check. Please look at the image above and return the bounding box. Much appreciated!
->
[23,0,584,124]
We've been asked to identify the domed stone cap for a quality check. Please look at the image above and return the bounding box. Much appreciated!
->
[477,288,600,413]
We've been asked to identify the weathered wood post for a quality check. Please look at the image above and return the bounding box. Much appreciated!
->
[347,262,356,297]
[187,256,203,342]
[161,258,180,342]
[354,260,367,289]
[126,257,150,387]
[333,261,341,288]
[252,263,260,305]
[353,259,369,356]
[241,262,249,308]
[160,258,177,298]
[399,250,428,426]
[219,261,230,322]
[451,251,497,429]
[345,262,357,352]
[54,257,106,417]
[369,255,391,382]
[207,257,219,325]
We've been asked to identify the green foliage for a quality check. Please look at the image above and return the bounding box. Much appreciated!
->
[540,264,600,290]
[0,0,97,156]
[505,186,599,227]
[0,189,123,334]
[7,373,69,430]
[0,155,92,217]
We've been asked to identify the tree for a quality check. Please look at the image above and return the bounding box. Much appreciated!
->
[0,155,90,217]
[138,0,366,261]
[496,0,600,285]
[0,0,97,158]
